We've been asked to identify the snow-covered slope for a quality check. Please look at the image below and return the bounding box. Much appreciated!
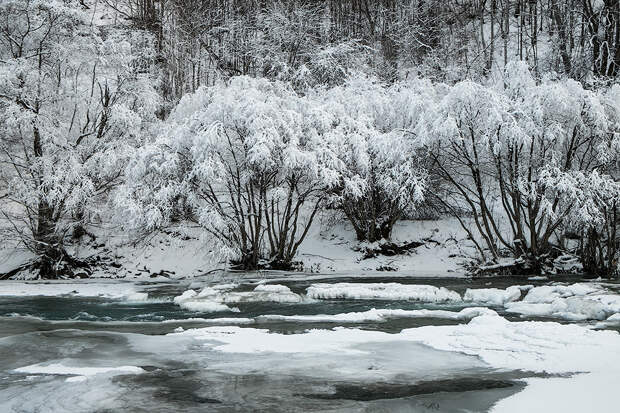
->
[1,217,478,280]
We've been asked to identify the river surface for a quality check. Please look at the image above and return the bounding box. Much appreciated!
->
[0,274,618,412]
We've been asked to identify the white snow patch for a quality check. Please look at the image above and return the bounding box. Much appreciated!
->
[169,325,394,354]
[253,284,293,293]
[161,317,254,325]
[0,249,36,275]
[298,218,475,276]
[306,282,461,302]
[0,281,145,300]
[14,363,144,383]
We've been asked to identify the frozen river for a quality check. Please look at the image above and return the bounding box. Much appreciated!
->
[1,274,619,412]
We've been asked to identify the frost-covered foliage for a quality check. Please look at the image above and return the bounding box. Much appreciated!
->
[165,1,375,95]
[421,62,620,272]
[116,62,617,274]
[0,0,159,277]
[249,3,372,92]
[541,168,619,275]
[118,77,340,269]
[317,77,430,242]
[118,74,434,263]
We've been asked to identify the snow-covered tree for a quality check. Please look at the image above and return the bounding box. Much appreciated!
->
[318,77,430,242]
[541,168,619,276]
[422,62,618,271]
[0,0,159,278]
[545,84,620,276]
[419,76,514,259]
[118,76,340,269]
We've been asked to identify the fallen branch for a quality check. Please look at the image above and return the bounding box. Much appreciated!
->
[300,253,336,262]
[362,241,425,259]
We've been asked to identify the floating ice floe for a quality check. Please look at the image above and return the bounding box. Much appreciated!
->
[213,284,303,304]
[504,283,620,321]
[172,284,304,312]
[253,284,294,294]
[173,290,239,313]
[463,285,532,306]
[166,312,620,412]
[522,284,601,303]
[257,307,497,323]
[306,282,461,302]
[606,313,620,321]
[169,325,394,354]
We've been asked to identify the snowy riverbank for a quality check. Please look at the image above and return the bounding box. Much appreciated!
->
[1,218,481,281]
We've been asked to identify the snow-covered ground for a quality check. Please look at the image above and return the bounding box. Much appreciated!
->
[299,218,476,276]
[0,280,147,300]
[0,217,478,281]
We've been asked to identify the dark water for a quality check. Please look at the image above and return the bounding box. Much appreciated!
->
[0,275,617,412]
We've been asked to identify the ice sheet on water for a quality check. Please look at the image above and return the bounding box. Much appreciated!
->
[215,284,303,303]
[169,312,620,384]
[306,282,461,302]
[402,314,620,413]
[257,307,497,323]
[170,325,404,354]
[161,317,254,324]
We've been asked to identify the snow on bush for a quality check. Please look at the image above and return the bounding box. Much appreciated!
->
[119,76,344,269]
[317,77,430,241]
[419,62,619,273]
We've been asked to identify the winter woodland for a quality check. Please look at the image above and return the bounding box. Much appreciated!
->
[0,0,618,278]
